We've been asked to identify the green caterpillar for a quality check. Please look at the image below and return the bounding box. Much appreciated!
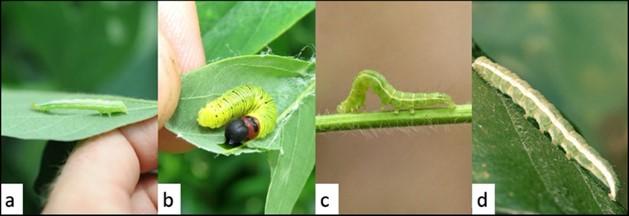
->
[197,84,277,146]
[337,70,456,113]
[32,99,127,115]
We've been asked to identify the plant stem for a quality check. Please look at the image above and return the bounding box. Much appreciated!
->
[315,104,472,132]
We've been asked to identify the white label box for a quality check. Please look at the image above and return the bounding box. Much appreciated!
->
[1,184,23,215]
[316,183,339,214]
[472,183,495,214]
[158,183,180,214]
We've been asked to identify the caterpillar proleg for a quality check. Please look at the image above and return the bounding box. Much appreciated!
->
[337,70,456,113]
[197,84,277,146]
[31,99,127,115]
[472,56,619,200]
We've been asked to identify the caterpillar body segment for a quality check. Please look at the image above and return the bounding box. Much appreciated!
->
[337,70,456,113]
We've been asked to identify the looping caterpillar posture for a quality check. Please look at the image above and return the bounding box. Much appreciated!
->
[197,84,277,146]
[31,99,127,115]
[337,70,455,113]
[472,56,619,200]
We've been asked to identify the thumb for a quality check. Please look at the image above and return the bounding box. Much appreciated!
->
[157,29,181,129]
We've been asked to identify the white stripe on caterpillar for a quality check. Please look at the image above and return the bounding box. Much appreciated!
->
[32,99,127,115]
[472,56,619,201]
[337,70,455,113]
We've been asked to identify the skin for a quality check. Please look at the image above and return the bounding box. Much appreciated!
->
[157,1,206,152]
[43,118,157,213]
[157,29,180,128]
[44,2,206,212]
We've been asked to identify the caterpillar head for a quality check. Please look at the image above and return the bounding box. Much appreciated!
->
[224,116,260,146]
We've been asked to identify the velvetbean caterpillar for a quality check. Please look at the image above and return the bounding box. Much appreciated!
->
[197,84,278,146]
[337,70,456,113]
[472,56,619,200]
[31,99,128,115]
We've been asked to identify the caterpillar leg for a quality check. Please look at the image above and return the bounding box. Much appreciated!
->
[380,98,391,111]
[445,100,456,109]
[564,151,573,160]
[380,104,388,112]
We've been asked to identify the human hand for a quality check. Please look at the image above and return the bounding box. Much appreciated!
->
[158,1,206,153]
[43,118,157,213]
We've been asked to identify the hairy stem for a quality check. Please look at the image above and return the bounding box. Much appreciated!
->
[315,104,471,132]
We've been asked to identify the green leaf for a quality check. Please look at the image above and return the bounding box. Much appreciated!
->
[199,2,314,61]
[1,89,157,141]
[266,11,315,59]
[196,2,237,34]
[265,92,315,214]
[165,55,315,156]
[472,72,625,214]
[473,2,627,157]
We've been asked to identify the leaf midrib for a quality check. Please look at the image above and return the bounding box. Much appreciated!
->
[575,164,612,213]
[499,93,564,212]
[259,77,314,151]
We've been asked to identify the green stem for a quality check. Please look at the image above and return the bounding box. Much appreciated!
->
[315,104,472,132]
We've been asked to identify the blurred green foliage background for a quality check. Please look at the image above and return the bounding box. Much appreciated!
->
[1,2,156,214]
[157,4,315,214]
[474,1,627,208]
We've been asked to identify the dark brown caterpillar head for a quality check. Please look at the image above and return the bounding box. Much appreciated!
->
[224,116,260,146]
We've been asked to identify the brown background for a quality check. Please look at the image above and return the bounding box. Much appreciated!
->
[316,2,472,213]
